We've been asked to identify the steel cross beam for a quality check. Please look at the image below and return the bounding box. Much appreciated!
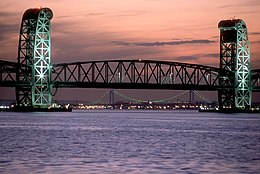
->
[52,60,225,90]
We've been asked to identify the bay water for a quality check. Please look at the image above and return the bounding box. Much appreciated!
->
[0,110,259,173]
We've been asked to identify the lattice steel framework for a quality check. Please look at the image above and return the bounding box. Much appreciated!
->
[16,7,53,108]
[52,60,222,90]
[218,19,251,110]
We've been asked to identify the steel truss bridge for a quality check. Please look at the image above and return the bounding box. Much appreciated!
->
[0,7,260,111]
[1,59,259,90]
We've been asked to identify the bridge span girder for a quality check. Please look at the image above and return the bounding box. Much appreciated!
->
[1,60,259,89]
[52,60,222,90]
[2,60,259,89]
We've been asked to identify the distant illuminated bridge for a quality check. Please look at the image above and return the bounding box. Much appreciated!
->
[0,7,259,111]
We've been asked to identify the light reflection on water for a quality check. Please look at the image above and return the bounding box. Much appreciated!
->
[0,110,259,173]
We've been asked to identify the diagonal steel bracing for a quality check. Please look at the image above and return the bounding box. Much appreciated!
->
[52,60,224,90]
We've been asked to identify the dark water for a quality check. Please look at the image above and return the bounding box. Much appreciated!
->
[0,110,259,173]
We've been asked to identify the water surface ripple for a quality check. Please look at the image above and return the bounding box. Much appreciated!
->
[0,110,259,173]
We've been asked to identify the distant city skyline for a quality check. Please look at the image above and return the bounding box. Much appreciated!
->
[0,0,260,101]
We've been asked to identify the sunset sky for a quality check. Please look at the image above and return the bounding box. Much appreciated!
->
[0,0,260,102]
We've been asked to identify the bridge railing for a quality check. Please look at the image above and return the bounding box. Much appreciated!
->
[52,60,223,90]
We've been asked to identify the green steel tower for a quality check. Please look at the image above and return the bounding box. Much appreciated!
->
[218,19,251,110]
[16,7,53,108]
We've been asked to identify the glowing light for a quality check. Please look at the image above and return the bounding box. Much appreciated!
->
[36,5,43,9]
[39,73,44,78]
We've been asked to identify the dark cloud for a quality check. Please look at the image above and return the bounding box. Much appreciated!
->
[0,11,20,41]
[57,10,143,19]
[0,11,18,17]
[112,11,144,17]
[222,11,258,15]
[202,54,219,58]
[161,53,219,63]
[172,37,194,40]
[56,12,107,19]
[111,39,216,47]
[0,12,14,17]
[56,14,80,19]
[219,0,260,8]
[251,40,260,44]
[0,23,18,33]
[174,56,199,62]
[250,32,260,35]
[0,23,19,41]
[85,12,107,16]
[178,53,219,61]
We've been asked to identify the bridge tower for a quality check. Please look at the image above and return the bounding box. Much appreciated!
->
[16,7,53,108]
[189,90,195,103]
[218,19,251,110]
[110,89,115,105]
